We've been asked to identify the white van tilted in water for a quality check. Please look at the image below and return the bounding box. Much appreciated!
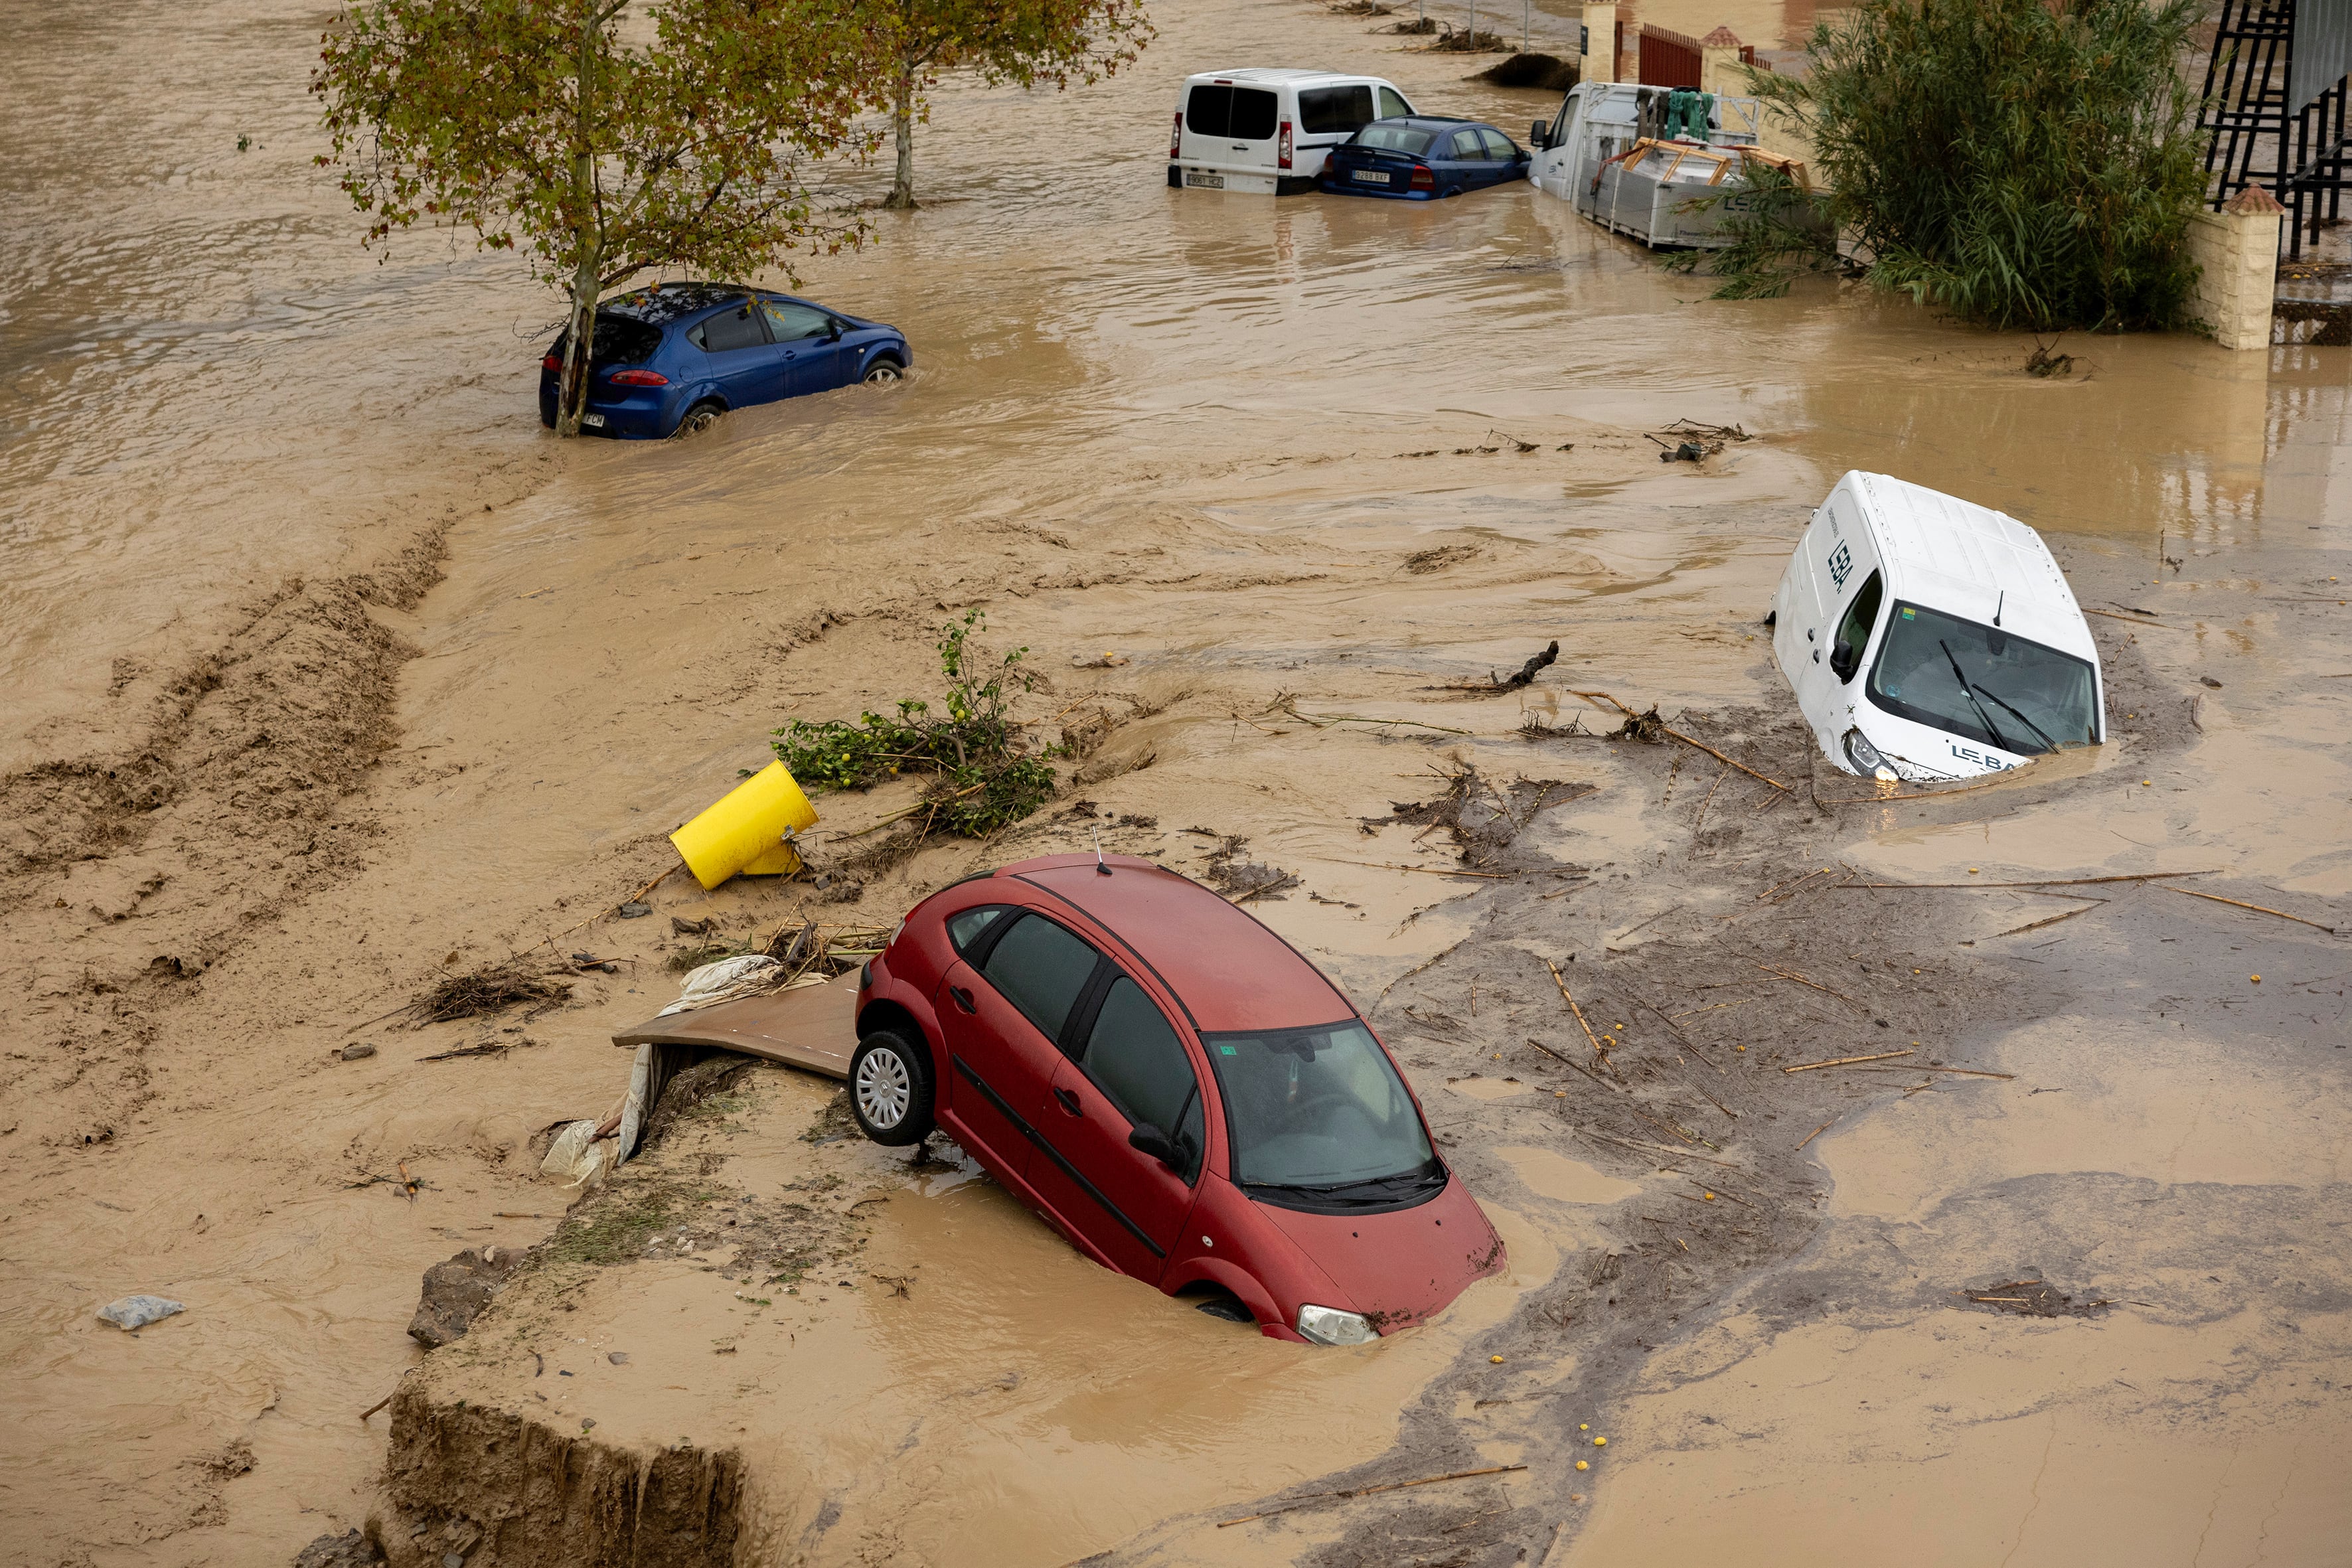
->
[1169,70,1416,195]
[1773,473,2105,782]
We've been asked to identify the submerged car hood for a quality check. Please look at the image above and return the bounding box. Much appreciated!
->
[1253,1176,1504,1332]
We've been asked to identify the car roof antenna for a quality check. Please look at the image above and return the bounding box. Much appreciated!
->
[1093,824,1112,876]
[1994,589,2004,627]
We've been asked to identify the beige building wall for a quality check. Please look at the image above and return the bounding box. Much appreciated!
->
[1580,3,1619,84]
[1696,31,1819,176]
[2185,188,2283,351]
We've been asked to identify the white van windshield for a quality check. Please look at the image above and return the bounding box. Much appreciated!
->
[1204,1020,1439,1196]
[1867,601,2099,754]
[1356,124,1436,154]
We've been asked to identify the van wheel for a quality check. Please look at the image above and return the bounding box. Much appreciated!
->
[673,400,724,437]
[862,358,904,385]
[849,1029,935,1145]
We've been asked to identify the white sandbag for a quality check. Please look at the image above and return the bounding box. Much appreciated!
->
[98,1294,184,1330]
[615,1044,651,1165]
[538,1119,606,1186]
[656,955,786,1017]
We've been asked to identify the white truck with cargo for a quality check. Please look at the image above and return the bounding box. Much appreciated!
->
[1169,69,1417,195]
[1772,472,2105,782]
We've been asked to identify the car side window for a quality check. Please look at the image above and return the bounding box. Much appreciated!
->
[1298,84,1374,135]
[1081,977,1204,1182]
[1449,129,1484,159]
[761,300,833,341]
[1186,83,1233,138]
[1478,127,1517,159]
[1832,570,1884,684]
[1229,88,1278,141]
[692,303,767,353]
[978,915,1101,1046]
[946,905,1014,959]
[1378,86,1413,119]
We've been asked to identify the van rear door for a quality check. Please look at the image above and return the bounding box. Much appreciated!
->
[1224,84,1281,171]
[1178,81,1281,187]
[1180,80,1234,165]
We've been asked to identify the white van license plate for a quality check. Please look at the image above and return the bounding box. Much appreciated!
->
[1184,171,1225,189]
[1350,169,1391,185]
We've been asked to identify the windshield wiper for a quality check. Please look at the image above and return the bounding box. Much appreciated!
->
[1237,1182,1397,1206]
[1939,639,2013,752]
[1241,1166,1446,1200]
[1967,680,2058,753]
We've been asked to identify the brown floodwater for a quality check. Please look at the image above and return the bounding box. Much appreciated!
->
[4,0,2348,1561]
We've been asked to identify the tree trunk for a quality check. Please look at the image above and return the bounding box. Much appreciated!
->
[556,0,603,437]
[557,252,600,438]
[884,65,917,210]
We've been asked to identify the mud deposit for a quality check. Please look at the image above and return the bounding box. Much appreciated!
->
[5,0,2350,1564]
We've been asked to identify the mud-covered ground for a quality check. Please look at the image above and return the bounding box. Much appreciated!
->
[5,0,2350,1563]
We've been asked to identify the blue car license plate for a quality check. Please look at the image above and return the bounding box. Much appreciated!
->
[1350,169,1390,185]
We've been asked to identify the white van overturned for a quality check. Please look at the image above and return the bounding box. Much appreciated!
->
[1772,472,2105,781]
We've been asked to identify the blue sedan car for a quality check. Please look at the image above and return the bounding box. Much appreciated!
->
[1319,116,1529,200]
[538,282,912,438]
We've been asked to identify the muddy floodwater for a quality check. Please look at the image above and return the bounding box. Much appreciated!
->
[3,0,2349,1563]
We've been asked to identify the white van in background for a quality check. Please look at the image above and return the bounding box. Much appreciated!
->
[1772,472,2105,781]
[1169,70,1417,195]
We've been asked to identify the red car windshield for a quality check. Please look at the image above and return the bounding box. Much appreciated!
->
[1203,1020,1438,1195]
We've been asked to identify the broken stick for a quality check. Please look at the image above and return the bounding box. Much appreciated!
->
[2163,884,2339,935]
[1986,899,2106,939]
[1757,963,1865,1010]
[1529,1037,1622,1093]
[1783,1048,1913,1073]
[1312,856,1510,880]
[1836,870,2216,890]
[1569,690,1788,791]
[1545,959,1608,1058]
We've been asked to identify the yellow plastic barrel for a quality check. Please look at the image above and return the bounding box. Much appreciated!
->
[670,761,820,890]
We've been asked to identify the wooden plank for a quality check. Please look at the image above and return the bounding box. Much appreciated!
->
[609,969,860,1081]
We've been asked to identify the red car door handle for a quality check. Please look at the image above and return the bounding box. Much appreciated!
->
[950,986,976,1014]
[1053,1087,1083,1116]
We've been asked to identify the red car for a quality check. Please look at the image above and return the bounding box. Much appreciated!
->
[851,853,1505,1343]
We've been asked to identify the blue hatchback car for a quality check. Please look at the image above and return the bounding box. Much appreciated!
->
[1319,116,1529,200]
[538,282,912,438]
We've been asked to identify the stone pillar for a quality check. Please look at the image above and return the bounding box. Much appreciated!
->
[1581,1,1618,83]
[1699,27,1744,96]
[2186,185,2284,351]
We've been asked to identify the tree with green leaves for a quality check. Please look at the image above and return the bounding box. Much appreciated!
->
[313,0,874,435]
[1687,0,2208,331]
[864,0,1152,210]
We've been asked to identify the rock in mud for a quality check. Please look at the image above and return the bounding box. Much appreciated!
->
[408,1247,524,1348]
[340,1042,378,1061]
[96,1293,184,1330]
[294,1528,385,1567]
